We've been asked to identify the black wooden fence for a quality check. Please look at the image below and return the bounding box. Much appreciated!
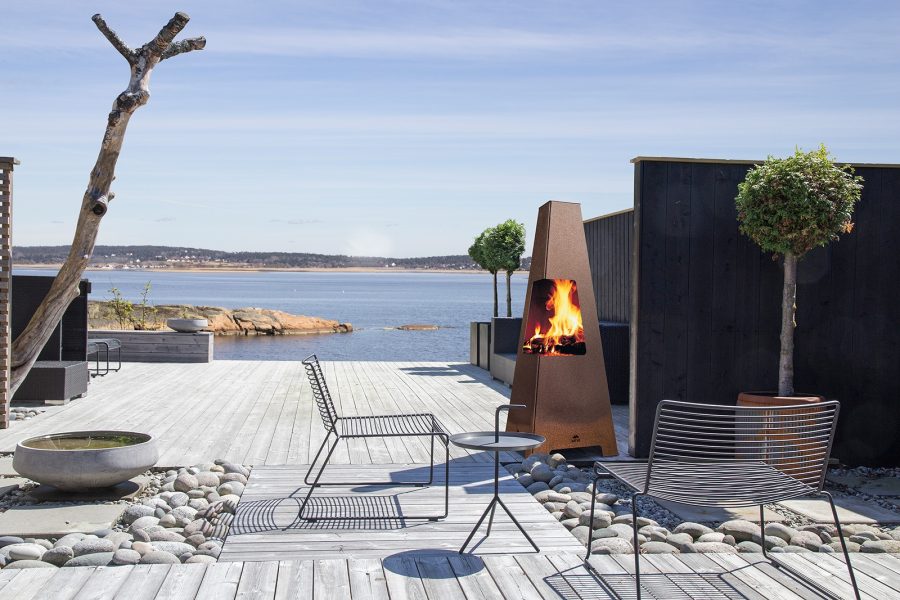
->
[621,157,899,466]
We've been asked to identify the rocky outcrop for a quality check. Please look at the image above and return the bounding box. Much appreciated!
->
[88,302,352,336]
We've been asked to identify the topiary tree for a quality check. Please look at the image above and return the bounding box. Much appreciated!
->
[485,219,526,317]
[468,228,500,317]
[735,145,863,397]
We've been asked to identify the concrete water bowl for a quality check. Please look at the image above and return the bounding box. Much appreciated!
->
[166,318,208,333]
[13,431,158,490]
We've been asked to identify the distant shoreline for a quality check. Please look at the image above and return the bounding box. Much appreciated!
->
[15,264,527,275]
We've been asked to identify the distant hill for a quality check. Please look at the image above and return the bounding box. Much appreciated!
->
[13,245,531,271]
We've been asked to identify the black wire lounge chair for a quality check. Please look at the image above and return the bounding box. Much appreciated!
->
[585,399,859,600]
[297,355,450,521]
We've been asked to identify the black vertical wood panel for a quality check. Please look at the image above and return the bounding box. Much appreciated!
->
[628,159,899,465]
[583,211,633,323]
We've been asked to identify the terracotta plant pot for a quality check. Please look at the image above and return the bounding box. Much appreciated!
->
[737,392,823,407]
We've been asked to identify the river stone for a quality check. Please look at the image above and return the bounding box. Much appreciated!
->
[188,489,207,500]
[113,548,142,565]
[140,551,181,564]
[0,536,24,548]
[592,528,620,540]
[32,539,53,550]
[571,526,592,545]
[641,541,679,554]
[149,530,186,543]
[851,530,880,541]
[563,501,583,519]
[790,531,825,551]
[183,519,211,537]
[590,538,633,555]
[154,508,168,519]
[65,552,115,567]
[560,518,579,530]
[756,534,787,549]
[578,511,612,529]
[53,534,84,549]
[543,502,567,513]
[172,506,198,521]
[158,514,178,528]
[123,504,156,525]
[151,542,194,556]
[516,474,535,488]
[132,529,151,543]
[530,464,555,484]
[818,545,836,552]
[608,524,637,539]
[829,541,861,552]
[527,482,550,494]
[648,530,668,543]
[737,541,763,553]
[73,538,115,557]
[548,475,565,488]
[666,533,695,552]
[4,560,56,569]
[717,520,758,542]
[131,542,154,555]
[764,522,797,543]
[8,543,45,561]
[174,473,199,493]
[129,516,160,532]
[189,499,209,511]
[105,532,133,550]
[195,472,220,487]
[220,494,241,507]
[168,492,190,508]
[673,522,714,539]
[220,473,248,485]
[861,540,900,553]
[185,534,206,548]
[42,546,74,566]
[691,542,739,554]
[697,532,725,543]
[593,493,618,505]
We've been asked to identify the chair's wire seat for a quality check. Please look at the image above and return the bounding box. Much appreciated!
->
[596,459,819,508]
[339,413,448,438]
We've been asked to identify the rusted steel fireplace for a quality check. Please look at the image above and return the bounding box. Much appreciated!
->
[506,201,619,456]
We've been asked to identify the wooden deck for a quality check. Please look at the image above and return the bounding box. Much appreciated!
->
[219,463,586,561]
[0,552,898,599]
[1,360,629,466]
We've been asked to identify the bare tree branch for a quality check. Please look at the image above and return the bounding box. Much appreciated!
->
[162,36,207,61]
[9,12,205,396]
[91,13,135,63]
[145,11,191,58]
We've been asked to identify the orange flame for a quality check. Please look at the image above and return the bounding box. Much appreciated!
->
[523,279,585,355]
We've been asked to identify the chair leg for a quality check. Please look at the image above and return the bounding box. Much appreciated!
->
[304,430,336,486]
[585,476,598,561]
[298,436,340,520]
[760,504,768,559]
[632,493,643,600]
[822,491,861,600]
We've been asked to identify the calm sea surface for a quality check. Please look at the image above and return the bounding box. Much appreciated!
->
[14,269,526,361]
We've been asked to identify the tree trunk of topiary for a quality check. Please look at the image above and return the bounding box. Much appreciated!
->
[505,271,512,317]
[492,271,499,318]
[779,252,798,397]
[8,13,204,396]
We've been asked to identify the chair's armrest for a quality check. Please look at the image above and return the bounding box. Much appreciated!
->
[592,461,615,478]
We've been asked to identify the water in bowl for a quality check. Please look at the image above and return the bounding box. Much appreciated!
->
[22,433,149,450]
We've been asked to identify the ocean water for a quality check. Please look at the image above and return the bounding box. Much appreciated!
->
[14,269,526,361]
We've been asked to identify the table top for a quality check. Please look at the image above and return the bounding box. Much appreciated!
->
[449,431,546,452]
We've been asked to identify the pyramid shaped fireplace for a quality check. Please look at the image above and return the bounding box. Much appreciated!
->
[506,201,619,456]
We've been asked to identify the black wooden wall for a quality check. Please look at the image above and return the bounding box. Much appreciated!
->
[584,210,633,323]
[629,158,900,466]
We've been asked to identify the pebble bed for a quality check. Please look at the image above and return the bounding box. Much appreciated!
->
[8,407,45,422]
[0,459,249,570]
[507,452,900,556]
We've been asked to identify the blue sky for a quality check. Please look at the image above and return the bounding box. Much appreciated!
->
[2,1,899,257]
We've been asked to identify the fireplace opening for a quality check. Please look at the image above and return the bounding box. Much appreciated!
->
[522,278,586,356]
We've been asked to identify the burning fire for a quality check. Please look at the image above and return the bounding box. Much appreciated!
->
[523,279,586,356]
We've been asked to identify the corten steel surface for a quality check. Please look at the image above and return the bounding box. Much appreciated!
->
[507,201,619,456]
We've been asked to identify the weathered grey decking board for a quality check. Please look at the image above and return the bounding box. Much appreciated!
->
[0,552,898,599]
[219,463,586,561]
[0,361,556,466]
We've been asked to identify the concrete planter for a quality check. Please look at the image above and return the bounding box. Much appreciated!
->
[13,431,158,490]
[166,318,208,333]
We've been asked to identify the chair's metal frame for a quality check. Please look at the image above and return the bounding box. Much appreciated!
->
[584,399,860,600]
[87,338,122,377]
[298,355,450,522]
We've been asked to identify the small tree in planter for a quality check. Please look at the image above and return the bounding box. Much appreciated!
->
[468,227,501,317]
[485,220,526,317]
[735,145,863,397]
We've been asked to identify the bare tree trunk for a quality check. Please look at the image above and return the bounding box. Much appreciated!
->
[778,252,798,397]
[505,271,512,317]
[9,13,205,396]
[492,271,498,318]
